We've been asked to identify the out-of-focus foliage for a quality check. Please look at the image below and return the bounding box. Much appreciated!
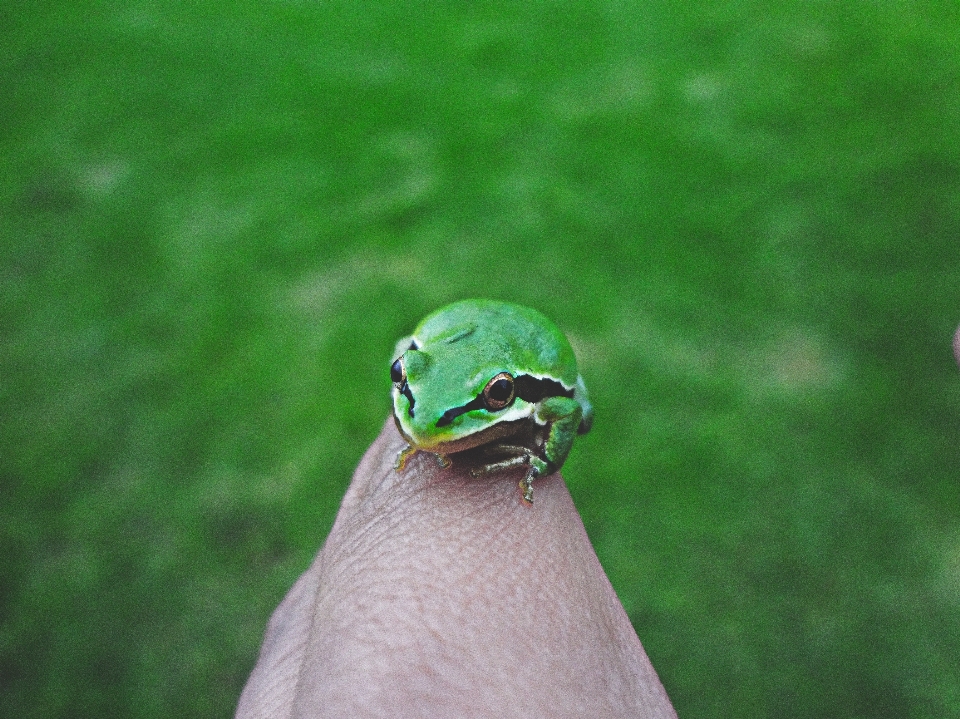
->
[2,1,959,717]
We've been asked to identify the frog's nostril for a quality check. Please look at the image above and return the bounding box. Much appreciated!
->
[436,409,456,428]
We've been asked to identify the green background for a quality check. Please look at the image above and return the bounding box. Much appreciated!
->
[3,1,959,717]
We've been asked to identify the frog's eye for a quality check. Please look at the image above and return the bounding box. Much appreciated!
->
[482,372,515,411]
[390,358,406,386]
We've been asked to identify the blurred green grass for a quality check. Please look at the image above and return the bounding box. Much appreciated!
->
[2,1,960,716]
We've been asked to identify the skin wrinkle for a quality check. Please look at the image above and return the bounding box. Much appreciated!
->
[237,419,676,719]
[406,485,552,657]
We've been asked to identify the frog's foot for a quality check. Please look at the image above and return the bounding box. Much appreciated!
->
[471,450,548,504]
[396,446,452,472]
[519,472,535,504]
[519,457,548,504]
[395,445,418,471]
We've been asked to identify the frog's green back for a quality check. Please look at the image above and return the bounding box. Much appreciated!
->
[413,299,579,389]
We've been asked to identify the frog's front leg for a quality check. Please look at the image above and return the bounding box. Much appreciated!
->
[537,396,583,474]
[470,447,545,504]
[520,397,584,503]
[471,394,582,504]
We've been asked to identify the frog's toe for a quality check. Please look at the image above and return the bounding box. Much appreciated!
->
[519,466,540,504]
[395,445,418,471]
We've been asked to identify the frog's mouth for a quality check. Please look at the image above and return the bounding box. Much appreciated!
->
[395,413,530,455]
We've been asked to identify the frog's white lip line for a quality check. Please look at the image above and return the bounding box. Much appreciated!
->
[517,372,576,392]
[395,414,531,455]
[394,401,537,447]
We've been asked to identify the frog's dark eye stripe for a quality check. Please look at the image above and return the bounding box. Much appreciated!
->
[514,375,574,402]
[391,357,416,417]
[401,383,416,417]
[437,373,515,428]
[436,395,485,427]
[434,372,575,429]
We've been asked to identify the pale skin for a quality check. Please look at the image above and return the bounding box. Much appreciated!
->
[235,419,677,719]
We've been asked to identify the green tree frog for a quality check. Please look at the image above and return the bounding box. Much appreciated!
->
[390,299,593,503]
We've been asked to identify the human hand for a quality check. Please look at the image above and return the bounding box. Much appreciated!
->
[236,419,676,718]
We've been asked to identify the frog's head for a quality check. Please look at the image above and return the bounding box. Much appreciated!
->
[390,331,533,454]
